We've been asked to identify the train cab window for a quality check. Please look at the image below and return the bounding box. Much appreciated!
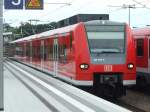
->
[87,32,125,54]
[137,39,144,56]
[85,25,125,57]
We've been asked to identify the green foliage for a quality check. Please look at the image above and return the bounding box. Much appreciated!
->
[4,22,57,40]
[3,23,14,32]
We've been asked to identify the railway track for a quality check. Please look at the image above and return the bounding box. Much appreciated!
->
[113,88,150,112]
[115,99,147,112]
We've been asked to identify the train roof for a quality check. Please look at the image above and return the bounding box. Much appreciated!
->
[84,20,125,26]
[133,27,150,37]
[11,20,126,43]
[11,23,79,43]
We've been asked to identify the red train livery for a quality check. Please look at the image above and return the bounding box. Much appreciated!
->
[11,20,136,97]
[133,27,150,85]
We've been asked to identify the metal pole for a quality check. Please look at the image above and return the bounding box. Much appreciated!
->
[109,4,143,26]
[129,6,131,26]
[0,0,3,110]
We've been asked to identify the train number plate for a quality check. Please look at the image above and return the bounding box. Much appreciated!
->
[104,65,112,72]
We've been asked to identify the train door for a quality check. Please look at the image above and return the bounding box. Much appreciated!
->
[53,38,58,77]
[148,37,150,73]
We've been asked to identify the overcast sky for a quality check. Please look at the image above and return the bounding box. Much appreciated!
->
[3,0,150,27]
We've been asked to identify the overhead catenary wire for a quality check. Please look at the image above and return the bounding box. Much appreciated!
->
[132,0,150,10]
[45,2,71,5]
[37,0,73,21]
[36,0,95,23]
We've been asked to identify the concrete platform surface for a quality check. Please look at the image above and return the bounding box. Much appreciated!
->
[4,67,51,112]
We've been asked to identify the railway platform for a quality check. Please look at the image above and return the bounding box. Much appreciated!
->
[4,64,51,112]
[3,60,131,112]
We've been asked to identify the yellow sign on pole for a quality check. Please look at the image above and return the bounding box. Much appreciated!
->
[25,0,43,9]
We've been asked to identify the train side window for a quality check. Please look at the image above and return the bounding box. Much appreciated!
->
[32,46,35,57]
[15,44,23,56]
[26,44,30,57]
[50,45,53,61]
[137,39,144,56]
[40,43,44,59]
[33,46,37,57]
[44,45,47,60]
[149,39,150,58]
[59,44,67,63]
[70,32,73,51]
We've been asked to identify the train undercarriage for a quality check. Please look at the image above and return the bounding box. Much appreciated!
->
[93,73,126,98]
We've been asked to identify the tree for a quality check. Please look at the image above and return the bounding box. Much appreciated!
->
[12,21,57,39]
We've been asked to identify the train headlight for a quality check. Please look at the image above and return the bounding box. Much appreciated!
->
[80,64,89,70]
[128,63,134,69]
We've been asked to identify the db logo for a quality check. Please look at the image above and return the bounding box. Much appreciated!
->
[104,65,112,72]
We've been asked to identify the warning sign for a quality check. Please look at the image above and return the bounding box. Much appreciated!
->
[25,0,43,9]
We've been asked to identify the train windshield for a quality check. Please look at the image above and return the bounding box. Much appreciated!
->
[86,25,125,55]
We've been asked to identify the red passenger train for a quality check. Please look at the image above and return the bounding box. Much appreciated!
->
[11,20,136,97]
[133,27,150,85]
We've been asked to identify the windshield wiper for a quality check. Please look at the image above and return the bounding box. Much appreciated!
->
[99,51,120,53]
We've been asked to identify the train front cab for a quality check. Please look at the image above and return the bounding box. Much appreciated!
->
[133,28,150,85]
[74,21,136,97]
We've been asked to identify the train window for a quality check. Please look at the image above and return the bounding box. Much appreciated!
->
[33,46,36,57]
[15,44,23,56]
[37,46,41,59]
[50,45,53,61]
[44,45,47,60]
[45,42,52,61]
[149,40,150,58]
[40,46,42,59]
[45,44,50,61]
[30,42,32,58]
[24,43,26,57]
[87,32,125,55]
[26,44,30,57]
[137,39,144,56]
[59,45,67,63]
[32,46,35,57]
[70,32,73,51]
[46,45,50,61]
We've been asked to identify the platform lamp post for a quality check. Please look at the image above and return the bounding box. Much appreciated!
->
[0,0,3,110]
